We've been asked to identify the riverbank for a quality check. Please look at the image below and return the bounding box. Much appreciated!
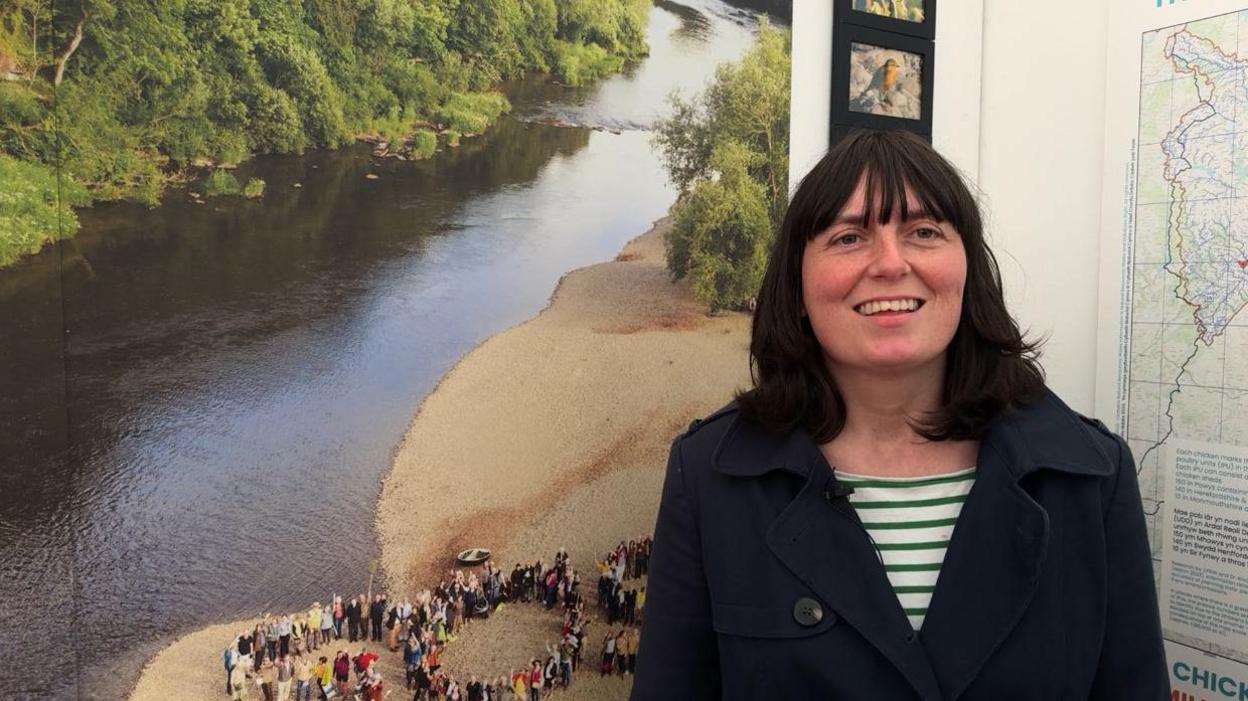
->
[376,216,751,591]
[126,217,751,701]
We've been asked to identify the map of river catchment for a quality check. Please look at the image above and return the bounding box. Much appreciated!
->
[1129,10,1248,653]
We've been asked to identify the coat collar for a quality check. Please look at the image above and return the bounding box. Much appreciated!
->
[711,388,1114,481]
[712,388,1113,701]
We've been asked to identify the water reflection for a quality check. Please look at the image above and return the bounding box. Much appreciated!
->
[515,1,755,132]
[658,0,714,43]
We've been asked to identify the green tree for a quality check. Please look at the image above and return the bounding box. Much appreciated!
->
[655,20,790,310]
[0,0,653,267]
[407,0,452,64]
[1,0,52,75]
[667,141,771,312]
[445,0,526,87]
[556,0,648,57]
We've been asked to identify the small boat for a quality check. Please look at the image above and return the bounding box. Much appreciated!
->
[456,547,491,566]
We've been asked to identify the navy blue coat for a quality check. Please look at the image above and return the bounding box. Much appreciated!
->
[631,390,1168,700]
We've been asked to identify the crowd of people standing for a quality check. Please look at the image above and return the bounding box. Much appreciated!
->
[220,537,652,701]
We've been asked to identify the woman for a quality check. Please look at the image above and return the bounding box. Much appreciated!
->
[511,668,527,699]
[527,660,542,701]
[388,602,401,651]
[333,597,344,640]
[320,604,334,645]
[542,656,557,695]
[332,651,351,698]
[229,658,250,701]
[253,623,267,672]
[311,656,331,701]
[630,130,1167,699]
[257,659,276,701]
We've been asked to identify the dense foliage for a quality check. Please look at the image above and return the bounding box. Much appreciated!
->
[0,0,650,266]
[0,153,90,267]
[654,20,790,311]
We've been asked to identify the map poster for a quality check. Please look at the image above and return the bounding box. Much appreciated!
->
[1159,441,1248,653]
[1098,0,1248,687]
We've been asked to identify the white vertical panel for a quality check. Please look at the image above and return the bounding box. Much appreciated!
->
[789,0,834,194]
[977,1,1111,412]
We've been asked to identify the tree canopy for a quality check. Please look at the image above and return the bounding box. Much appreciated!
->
[0,0,651,266]
[654,20,790,311]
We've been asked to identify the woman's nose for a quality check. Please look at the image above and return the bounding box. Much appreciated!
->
[867,235,911,278]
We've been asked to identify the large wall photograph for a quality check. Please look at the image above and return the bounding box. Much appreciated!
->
[0,0,791,699]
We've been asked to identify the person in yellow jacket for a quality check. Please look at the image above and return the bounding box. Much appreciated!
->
[311,656,331,700]
[307,604,322,650]
[627,627,640,675]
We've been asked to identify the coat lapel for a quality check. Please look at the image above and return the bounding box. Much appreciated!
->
[917,431,1049,700]
[919,390,1115,699]
[768,470,945,701]
[715,418,943,701]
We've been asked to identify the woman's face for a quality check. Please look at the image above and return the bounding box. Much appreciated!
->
[801,179,967,377]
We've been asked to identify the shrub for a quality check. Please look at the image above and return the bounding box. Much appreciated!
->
[551,40,624,86]
[0,83,52,162]
[410,129,437,158]
[434,91,511,135]
[242,178,266,198]
[203,169,243,196]
[362,104,413,145]
[0,155,91,267]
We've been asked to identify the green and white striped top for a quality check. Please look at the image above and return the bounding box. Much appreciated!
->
[835,466,977,631]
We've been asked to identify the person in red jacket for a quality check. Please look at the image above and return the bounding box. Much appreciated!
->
[353,648,379,677]
[332,651,351,698]
[528,659,543,701]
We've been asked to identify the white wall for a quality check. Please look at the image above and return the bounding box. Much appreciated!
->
[789,0,835,189]
[976,2,1109,412]
[789,0,1109,412]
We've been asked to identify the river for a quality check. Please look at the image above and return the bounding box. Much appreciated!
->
[0,2,776,699]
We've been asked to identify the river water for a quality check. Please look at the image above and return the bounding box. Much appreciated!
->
[0,2,773,699]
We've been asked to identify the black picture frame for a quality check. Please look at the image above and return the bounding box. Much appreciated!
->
[835,0,936,40]
[830,23,934,143]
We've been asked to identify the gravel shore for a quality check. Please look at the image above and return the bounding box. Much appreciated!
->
[128,218,751,701]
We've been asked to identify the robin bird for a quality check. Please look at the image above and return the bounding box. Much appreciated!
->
[858,58,901,106]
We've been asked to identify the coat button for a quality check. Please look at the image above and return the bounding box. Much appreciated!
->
[792,597,823,627]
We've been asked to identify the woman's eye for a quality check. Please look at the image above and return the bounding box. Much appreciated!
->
[832,233,860,246]
[913,226,943,240]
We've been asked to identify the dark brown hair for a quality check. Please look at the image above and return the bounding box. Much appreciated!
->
[735,129,1045,442]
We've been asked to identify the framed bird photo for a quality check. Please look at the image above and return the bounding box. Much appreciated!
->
[836,0,936,40]
[830,24,933,139]
[849,42,922,120]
